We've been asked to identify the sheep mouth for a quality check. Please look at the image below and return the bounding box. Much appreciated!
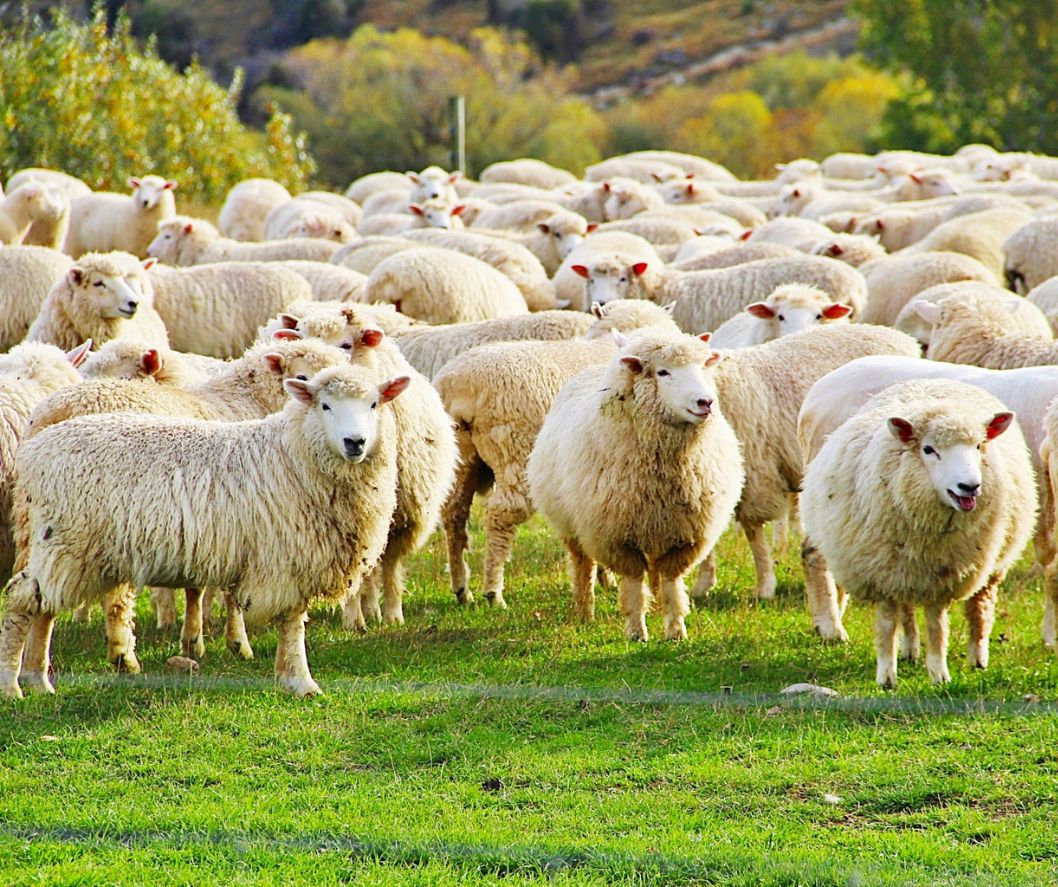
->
[948,490,977,512]
[118,306,137,318]
[686,406,711,420]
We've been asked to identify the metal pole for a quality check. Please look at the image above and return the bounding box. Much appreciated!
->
[449,95,466,176]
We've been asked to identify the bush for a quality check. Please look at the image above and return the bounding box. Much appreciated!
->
[0,7,315,203]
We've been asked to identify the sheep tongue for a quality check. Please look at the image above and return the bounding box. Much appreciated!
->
[954,495,976,512]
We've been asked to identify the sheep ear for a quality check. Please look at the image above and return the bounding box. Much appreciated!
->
[591,301,604,318]
[620,355,643,375]
[792,188,801,198]
[822,303,852,320]
[686,183,696,196]
[378,375,410,404]
[284,378,316,405]
[183,222,194,235]
[909,172,924,184]
[537,222,551,234]
[137,349,160,376]
[912,302,943,325]
[163,180,177,190]
[586,223,598,233]
[141,257,158,271]
[986,411,1014,440]
[279,313,300,330]
[888,417,915,444]
[602,181,612,193]
[360,328,383,348]
[448,172,462,184]
[740,229,753,241]
[69,267,85,286]
[611,329,629,347]
[705,352,722,368]
[19,185,41,198]
[271,329,303,342]
[631,262,648,276]
[451,204,466,217]
[827,243,844,256]
[699,332,712,343]
[661,302,675,314]
[406,172,421,184]
[127,177,141,189]
[408,204,424,217]
[571,264,590,279]
[65,339,92,368]
[262,353,286,375]
[650,172,664,182]
[746,303,775,319]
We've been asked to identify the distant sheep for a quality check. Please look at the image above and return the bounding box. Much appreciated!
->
[65,175,177,258]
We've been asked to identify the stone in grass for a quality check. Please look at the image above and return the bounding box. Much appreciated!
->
[780,682,839,699]
[164,656,200,675]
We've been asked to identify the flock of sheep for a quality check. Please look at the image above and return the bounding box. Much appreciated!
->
[2,145,1058,697]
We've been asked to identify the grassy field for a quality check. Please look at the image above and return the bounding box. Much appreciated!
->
[4,509,1058,885]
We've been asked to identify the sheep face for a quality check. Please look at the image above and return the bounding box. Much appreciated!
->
[746,289,850,337]
[619,340,722,426]
[887,412,1013,512]
[288,214,356,243]
[147,221,187,263]
[538,217,590,259]
[285,372,409,462]
[70,266,145,319]
[409,202,465,230]
[408,169,459,204]
[129,175,176,210]
[82,342,160,380]
[572,259,648,306]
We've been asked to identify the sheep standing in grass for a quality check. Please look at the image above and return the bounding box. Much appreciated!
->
[709,284,851,349]
[801,379,1036,686]
[64,176,177,258]
[529,332,744,641]
[0,365,406,699]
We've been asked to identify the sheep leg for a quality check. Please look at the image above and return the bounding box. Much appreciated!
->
[597,566,616,590]
[381,552,406,625]
[181,588,206,659]
[802,538,849,642]
[483,500,528,610]
[442,453,479,605]
[0,573,41,698]
[924,603,951,684]
[898,603,920,662]
[274,610,321,698]
[566,539,596,622]
[224,593,253,660]
[873,599,900,689]
[619,573,650,642]
[358,567,383,626]
[201,588,219,633]
[744,521,776,599]
[20,612,56,695]
[70,601,89,623]
[1045,559,1058,652]
[341,580,367,633]
[690,551,716,601]
[149,587,177,632]
[965,582,997,670]
[660,575,690,641]
[105,585,140,674]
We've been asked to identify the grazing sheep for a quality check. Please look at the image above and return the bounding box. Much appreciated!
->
[27,252,169,351]
[364,248,527,324]
[148,216,339,265]
[709,284,851,349]
[217,178,292,241]
[0,186,67,246]
[801,379,1035,686]
[64,175,177,258]
[0,246,74,351]
[859,251,996,326]
[479,158,578,189]
[435,300,681,609]
[0,364,406,699]
[263,199,356,243]
[809,234,886,268]
[1003,217,1058,293]
[528,331,744,641]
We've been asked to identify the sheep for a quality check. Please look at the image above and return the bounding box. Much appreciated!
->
[801,379,1036,686]
[745,217,836,250]
[18,188,70,250]
[615,151,737,182]
[600,180,666,220]
[669,235,741,265]
[554,231,662,311]
[901,207,1033,281]
[670,242,800,271]
[859,251,996,326]
[277,260,367,303]
[393,311,595,380]
[1027,276,1058,334]
[820,153,885,180]
[469,199,573,233]
[809,234,886,268]
[364,248,527,324]
[406,202,467,231]
[345,171,411,204]
[263,199,356,243]
[852,194,1026,251]
[0,340,90,583]
[775,183,885,220]
[148,216,340,265]
[709,284,851,349]
[0,246,74,351]
[479,158,578,190]
[594,215,701,247]
[894,281,1053,348]
[698,200,768,229]
[262,300,424,342]
[148,262,314,359]
[586,158,688,184]
[501,211,594,276]
[0,185,68,246]
[297,191,363,227]
[27,252,169,352]
[407,166,461,205]
[360,189,416,218]
[64,175,177,258]
[6,168,91,199]
[79,339,207,386]
[571,254,868,334]
[400,228,555,311]
[330,237,414,275]
[1003,217,1058,294]
[528,331,744,641]
[217,178,292,241]
[653,179,723,205]
[434,300,682,609]
[0,363,406,699]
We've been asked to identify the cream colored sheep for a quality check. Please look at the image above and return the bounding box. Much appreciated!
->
[148,216,339,265]
[654,179,724,205]
[479,158,578,189]
[902,207,1033,281]
[1003,217,1058,293]
[27,252,169,351]
[330,237,414,275]
[613,151,736,182]
[709,284,850,349]
[468,199,571,233]
[670,242,800,271]
[407,166,461,205]
[554,231,662,311]
[0,186,67,246]
[859,251,996,326]
[260,300,424,343]
[1027,276,1058,334]
[585,157,687,184]
[65,175,177,258]
[435,300,681,610]
[277,260,367,303]
[801,379,1035,686]
[263,199,356,243]
[809,234,886,267]
[594,215,701,247]
[528,331,744,641]
[746,217,836,250]
[345,171,411,205]
[80,339,208,386]
[217,178,292,241]
[0,246,74,351]
[407,201,467,231]
[6,168,90,199]
[668,235,740,265]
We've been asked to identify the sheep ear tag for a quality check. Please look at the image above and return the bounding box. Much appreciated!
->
[887,417,915,444]
[986,412,1014,440]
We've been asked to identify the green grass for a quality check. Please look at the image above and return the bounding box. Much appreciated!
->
[4,511,1058,885]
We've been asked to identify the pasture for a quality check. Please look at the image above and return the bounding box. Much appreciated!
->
[3,511,1058,886]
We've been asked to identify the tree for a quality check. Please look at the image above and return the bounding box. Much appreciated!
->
[855,0,1058,152]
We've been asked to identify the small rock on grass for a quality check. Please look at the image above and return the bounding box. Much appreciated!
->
[780,682,839,698]
[165,656,199,674]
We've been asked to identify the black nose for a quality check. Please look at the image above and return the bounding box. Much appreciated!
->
[127,301,138,310]
[697,398,712,410]
[957,482,980,495]
[142,199,149,207]
[343,437,365,457]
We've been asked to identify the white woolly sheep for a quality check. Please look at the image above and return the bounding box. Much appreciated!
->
[801,379,1035,686]
[217,178,292,241]
[669,235,741,265]
[809,234,886,268]
[528,331,744,641]
[330,237,415,275]
[148,216,340,265]
[585,158,688,184]
[745,217,836,251]
[859,251,996,326]
[479,158,578,190]
[616,151,736,182]
[364,247,528,324]
[345,171,412,205]
[670,242,800,271]
[775,183,884,220]
[277,260,367,303]
[406,201,467,231]
[1003,217,1058,293]
[499,211,594,276]
[468,199,572,233]
[407,166,461,205]
[0,186,68,246]
[65,175,177,258]
[6,168,90,199]
[709,284,851,349]
[79,339,208,386]
[1027,276,1058,334]
[902,207,1033,282]
[0,246,74,351]
[0,363,407,699]
[653,179,723,205]
[261,300,423,343]
[595,215,702,247]
[554,231,662,311]
[263,199,356,243]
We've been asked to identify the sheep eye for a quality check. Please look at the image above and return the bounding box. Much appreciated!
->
[619,276,627,283]
[657,369,670,377]
[815,313,823,320]
[93,281,105,288]
[923,445,935,455]
[340,343,353,351]
[295,374,308,381]
[371,401,378,410]
[777,314,785,321]
[321,403,331,412]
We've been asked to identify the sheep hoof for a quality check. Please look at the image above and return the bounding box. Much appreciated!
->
[756,577,777,600]
[279,676,323,698]
[483,592,507,610]
[664,621,688,642]
[454,587,474,605]
[111,652,141,675]
[227,639,255,661]
[0,675,24,700]
[20,672,55,695]
[383,612,405,626]
[815,623,849,644]
[625,623,649,643]
[181,636,206,659]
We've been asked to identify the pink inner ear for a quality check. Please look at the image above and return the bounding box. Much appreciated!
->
[262,354,284,375]
[141,350,161,376]
[279,314,299,330]
[686,183,695,195]
[828,243,844,256]
[451,204,466,217]
[142,257,158,271]
[409,204,424,216]
[739,229,752,241]
[163,180,176,190]
[379,375,411,402]
[602,182,611,192]
[986,412,1014,439]
[631,262,648,276]
[272,329,302,341]
[183,223,193,234]
[792,189,801,198]
[620,356,643,374]
[699,332,712,343]
[822,303,851,319]
[360,328,383,348]
[537,223,550,234]
[746,303,775,319]
[890,418,915,443]
[910,173,923,184]
[70,267,84,285]
[585,223,598,233]
[571,264,590,279]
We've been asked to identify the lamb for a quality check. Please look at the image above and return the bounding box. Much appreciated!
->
[393,311,595,380]
[809,234,886,268]
[0,246,74,351]
[901,207,1033,281]
[64,175,177,258]
[277,261,367,303]
[801,379,1035,686]
[148,262,314,358]
[479,158,578,190]
[407,202,467,231]
[709,284,851,349]
[858,251,996,326]
[0,363,406,699]
[434,300,681,609]
[553,231,662,311]
[407,166,461,205]
[148,216,340,265]
[0,340,90,583]
[27,252,169,352]
[528,331,744,641]
[0,186,68,246]
[1003,217,1058,293]
[217,178,292,241]
[364,248,528,324]
[571,254,868,334]
[400,228,555,311]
